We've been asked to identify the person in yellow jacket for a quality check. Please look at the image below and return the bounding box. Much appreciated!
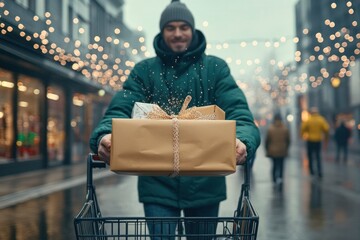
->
[301,107,330,179]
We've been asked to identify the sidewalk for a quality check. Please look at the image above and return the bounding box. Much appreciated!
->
[290,139,360,197]
[349,142,360,154]
[0,159,112,209]
[1,143,359,240]
[0,142,359,210]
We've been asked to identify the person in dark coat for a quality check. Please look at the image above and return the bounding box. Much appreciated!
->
[265,113,290,186]
[89,0,260,238]
[334,121,351,163]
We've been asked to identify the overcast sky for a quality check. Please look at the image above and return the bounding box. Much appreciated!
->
[123,0,299,79]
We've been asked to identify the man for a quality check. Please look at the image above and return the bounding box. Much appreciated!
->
[90,0,260,237]
[301,107,329,179]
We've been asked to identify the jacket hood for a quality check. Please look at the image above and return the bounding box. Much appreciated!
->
[153,29,207,67]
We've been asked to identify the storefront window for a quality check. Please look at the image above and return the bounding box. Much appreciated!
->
[71,93,88,162]
[71,92,110,163]
[47,86,65,164]
[0,69,15,163]
[17,75,43,161]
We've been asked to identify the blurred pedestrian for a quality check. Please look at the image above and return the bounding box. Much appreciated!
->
[265,113,290,186]
[334,121,351,163]
[301,107,329,179]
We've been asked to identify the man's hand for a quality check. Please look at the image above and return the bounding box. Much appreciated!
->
[236,138,247,165]
[98,134,111,165]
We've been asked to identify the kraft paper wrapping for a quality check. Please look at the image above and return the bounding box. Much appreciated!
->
[110,118,236,176]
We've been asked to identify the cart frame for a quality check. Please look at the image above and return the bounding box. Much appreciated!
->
[74,153,259,239]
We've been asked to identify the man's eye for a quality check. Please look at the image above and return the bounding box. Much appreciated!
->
[181,26,190,31]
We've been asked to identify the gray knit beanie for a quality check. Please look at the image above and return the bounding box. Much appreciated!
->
[159,0,195,31]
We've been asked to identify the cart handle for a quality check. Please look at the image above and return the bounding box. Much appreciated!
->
[86,153,251,194]
[243,159,251,197]
[234,161,252,217]
[87,153,106,191]
[86,153,252,192]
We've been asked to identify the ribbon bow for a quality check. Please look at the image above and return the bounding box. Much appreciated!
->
[147,95,205,120]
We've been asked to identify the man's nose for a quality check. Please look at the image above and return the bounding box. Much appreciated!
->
[174,28,182,37]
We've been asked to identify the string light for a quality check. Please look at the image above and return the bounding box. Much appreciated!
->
[0,2,358,95]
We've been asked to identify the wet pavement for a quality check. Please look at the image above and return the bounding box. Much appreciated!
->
[0,139,359,239]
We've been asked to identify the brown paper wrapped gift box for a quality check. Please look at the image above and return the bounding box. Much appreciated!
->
[110,105,236,176]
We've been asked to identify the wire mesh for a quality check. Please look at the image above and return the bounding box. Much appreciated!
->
[74,154,259,239]
[74,198,259,240]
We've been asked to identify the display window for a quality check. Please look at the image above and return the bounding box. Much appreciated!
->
[89,91,111,129]
[71,93,88,162]
[16,75,43,161]
[0,69,15,163]
[47,85,65,164]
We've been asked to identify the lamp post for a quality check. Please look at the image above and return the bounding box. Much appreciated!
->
[330,74,342,123]
[331,76,341,88]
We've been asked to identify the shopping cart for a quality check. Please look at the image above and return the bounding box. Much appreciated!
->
[74,153,259,239]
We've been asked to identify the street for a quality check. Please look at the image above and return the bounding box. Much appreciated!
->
[0,140,359,240]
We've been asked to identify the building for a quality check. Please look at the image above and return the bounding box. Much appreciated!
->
[295,0,360,143]
[0,0,144,176]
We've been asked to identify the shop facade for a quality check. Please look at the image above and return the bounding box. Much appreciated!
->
[0,0,140,176]
[295,0,360,140]
[0,56,111,176]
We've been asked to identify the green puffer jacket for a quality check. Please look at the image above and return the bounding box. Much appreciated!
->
[89,30,260,209]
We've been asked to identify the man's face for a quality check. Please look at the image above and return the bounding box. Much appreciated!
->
[163,21,193,53]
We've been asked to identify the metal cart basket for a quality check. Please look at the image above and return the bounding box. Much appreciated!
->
[74,153,259,239]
